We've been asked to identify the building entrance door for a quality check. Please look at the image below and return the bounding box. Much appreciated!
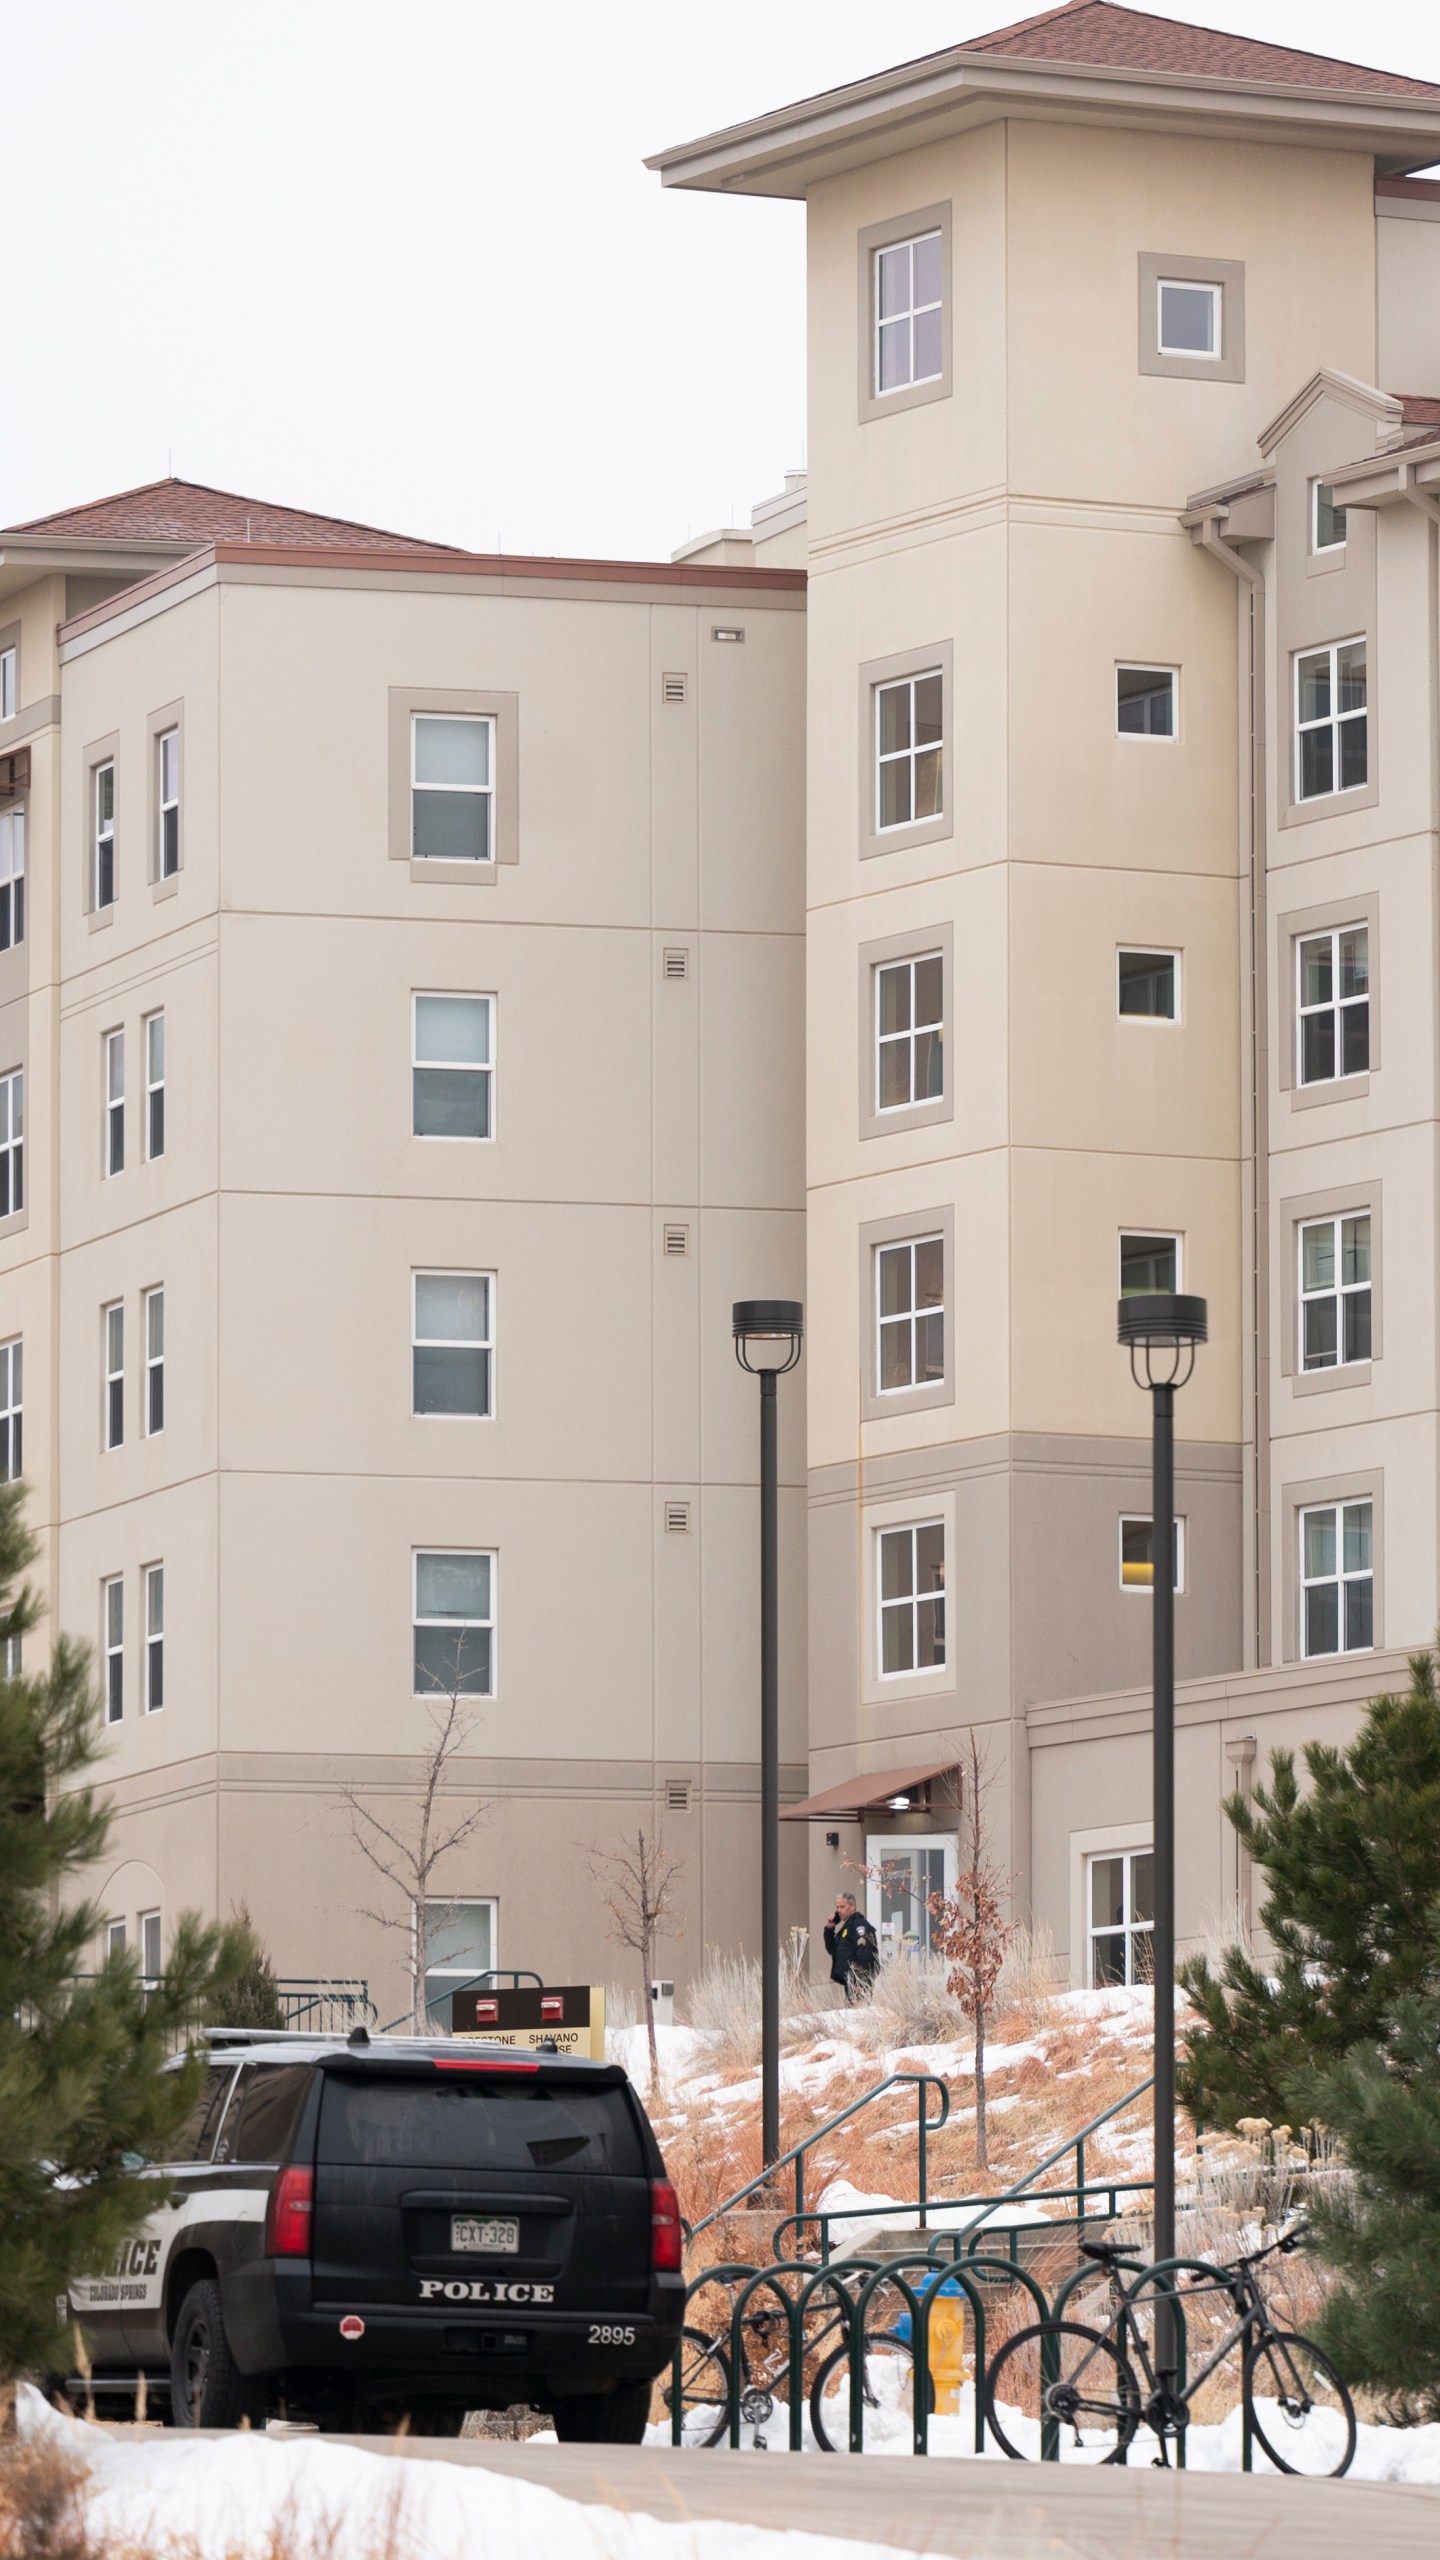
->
[865,1833,955,1957]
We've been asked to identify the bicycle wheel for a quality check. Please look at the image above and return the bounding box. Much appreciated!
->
[810,2329,933,2453]
[1244,2330,1357,2478]
[662,2327,732,2447]
[985,2320,1141,2464]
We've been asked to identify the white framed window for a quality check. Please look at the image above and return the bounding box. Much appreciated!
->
[1312,481,1347,554]
[876,1234,944,1394]
[0,646,15,723]
[143,1286,164,1436]
[411,713,495,863]
[1295,638,1367,801]
[105,1029,125,1177]
[103,1575,124,1723]
[0,807,25,952]
[157,728,180,878]
[1301,1499,1373,1658]
[877,1520,945,1676]
[0,1068,22,1217]
[1119,1232,1179,1296]
[866,1834,955,1959]
[1117,950,1178,1020]
[144,1012,165,1160]
[413,1550,494,1697]
[1156,277,1219,358]
[412,992,493,1139]
[1297,926,1368,1085]
[140,1909,162,1986]
[413,1273,492,1418]
[875,670,943,833]
[876,952,943,1112]
[144,1563,165,1710]
[1087,1849,1153,1987]
[874,228,942,396]
[106,1918,127,1958]
[1116,666,1176,738]
[94,760,116,908]
[1,1633,17,1680]
[104,1303,124,1451]
[421,1897,498,2026]
[1119,1515,1185,1594]
[1299,1215,1371,1373]
[0,1337,20,1483]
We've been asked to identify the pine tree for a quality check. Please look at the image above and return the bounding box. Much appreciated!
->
[218,1910,287,2032]
[0,1483,252,2381]
[1306,1967,1440,2415]
[1178,1649,1440,2129]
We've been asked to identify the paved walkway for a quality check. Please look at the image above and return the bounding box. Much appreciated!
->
[323,2434,1440,2556]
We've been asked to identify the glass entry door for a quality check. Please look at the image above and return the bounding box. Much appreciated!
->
[865,1834,955,1957]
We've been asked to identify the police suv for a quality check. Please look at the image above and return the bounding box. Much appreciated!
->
[68,2027,685,2439]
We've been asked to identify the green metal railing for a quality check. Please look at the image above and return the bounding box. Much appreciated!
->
[274,1979,373,2032]
[685,2072,950,2250]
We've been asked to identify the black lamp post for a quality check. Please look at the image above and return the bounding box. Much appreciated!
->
[733,1297,804,2170]
[1116,1288,1207,2392]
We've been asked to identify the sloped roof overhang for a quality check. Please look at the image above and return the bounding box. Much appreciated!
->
[779,1759,959,1824]
[648,51,1440,200]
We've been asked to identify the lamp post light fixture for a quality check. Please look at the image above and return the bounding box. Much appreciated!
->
[733,1297,804,2171]
[1116,1288,1207,2394]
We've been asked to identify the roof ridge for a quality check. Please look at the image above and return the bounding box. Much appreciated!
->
[3,473,458,552]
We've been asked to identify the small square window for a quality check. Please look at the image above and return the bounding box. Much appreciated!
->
[1116,667,1175,738]
[1119,1233,1179,1296]
[1119,1515,1184,1593]
[1117,951,1177,1020]
[1312,483,1347,554]
[1157,278,1219,358]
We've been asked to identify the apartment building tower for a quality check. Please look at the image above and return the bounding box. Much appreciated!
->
[652,2,1440,1986]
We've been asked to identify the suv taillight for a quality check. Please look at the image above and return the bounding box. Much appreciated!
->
[265,2164,314,2257]
[650,2178,682,2273]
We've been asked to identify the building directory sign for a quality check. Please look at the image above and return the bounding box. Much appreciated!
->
[450,1983,605,2060]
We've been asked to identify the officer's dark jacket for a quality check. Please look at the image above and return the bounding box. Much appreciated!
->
[823,1910,880,1985]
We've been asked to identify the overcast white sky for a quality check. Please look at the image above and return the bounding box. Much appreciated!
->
[4,0,1439,560]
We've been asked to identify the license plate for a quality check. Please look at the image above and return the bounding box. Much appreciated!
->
[451,2215,519,2255]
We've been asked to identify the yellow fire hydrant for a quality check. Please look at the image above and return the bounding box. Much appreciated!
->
[927,2287,968,2416]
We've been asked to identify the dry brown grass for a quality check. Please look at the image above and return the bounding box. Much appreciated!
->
[0,2425,415,2560]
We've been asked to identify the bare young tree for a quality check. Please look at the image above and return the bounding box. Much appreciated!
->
[586,1828,685,2091]
[344,1656,488,2031]
[927,1730,1016,2171]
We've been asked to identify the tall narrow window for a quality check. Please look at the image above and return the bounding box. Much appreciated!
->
[412,993,492,1139]
[411,714,494,863]
[413,1273,492,1417]
[103,1576,124,1723]
[875,671,943,832]
[105,1304,124,1450]
[874,228,942,396]
[144,1012,165,1160]
[0,646,15,722]
[107,1919,127,1958]
[0,1069,23,1217]
[413,1551,494,1697]
[143,1288,164,1436]
[877,1521,945,1675]
[1312,482,1347,553]
[876,954,943,1112]
[876,1235,944,1393]
[140,1909,162,1985]
[94,761,116,908]
[0,1338,20,1482]
[105,1030,125,1176]
[1299,1215,1371,1372]
[1088,1851,1154,1987]
[144,1564,164,1710]
[157,729,180,878]
[1297,927,1368,1085]
[1301,1500,1373,1657]
[1295,640,1367,800]
[1120,1233,1178,1296]
[0,808,24,951]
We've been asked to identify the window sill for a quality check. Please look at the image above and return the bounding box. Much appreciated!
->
[87,907,115,934]
[1292,1361,1371,1397]
[1290,1073,1369,1110]
[863,1374,955,1423]
[863,1095,953,1139]
[150,874,180,903]
[409,858,499,888]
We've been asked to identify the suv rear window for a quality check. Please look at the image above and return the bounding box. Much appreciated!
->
[318,2075,644,2175]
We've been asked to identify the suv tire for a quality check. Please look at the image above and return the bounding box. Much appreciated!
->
[550,2378,653,2444]
[170,2278,260,2429]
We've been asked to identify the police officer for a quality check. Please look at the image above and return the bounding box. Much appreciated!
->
[823,1893,881,2003]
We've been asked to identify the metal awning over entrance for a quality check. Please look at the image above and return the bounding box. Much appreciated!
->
[780,1759,958,1824]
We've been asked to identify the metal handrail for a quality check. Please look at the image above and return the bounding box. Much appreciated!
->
[771,2169,1156,2265]
[686,2072,950,2247]
[946,2069,1156,2249]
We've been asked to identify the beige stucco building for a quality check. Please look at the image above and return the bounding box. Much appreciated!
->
[652,2,1440,1990]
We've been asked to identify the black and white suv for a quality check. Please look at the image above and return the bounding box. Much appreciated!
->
[68,2028,685,2440]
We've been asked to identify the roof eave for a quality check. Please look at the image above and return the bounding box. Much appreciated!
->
[647,53,1440,199]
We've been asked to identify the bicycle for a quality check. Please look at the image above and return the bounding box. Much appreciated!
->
[666,2286,927,2452]
[983,2223,1356,2476]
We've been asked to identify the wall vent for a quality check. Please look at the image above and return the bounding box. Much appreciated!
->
[664,1501,691,1535]
[662,946,689,981]
[662,1224,689,1257]
[711,626,745,644]
[666,1779,691,1810]
[661,671,688,704]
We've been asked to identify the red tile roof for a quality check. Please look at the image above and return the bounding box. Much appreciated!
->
[957,1,1440,97]
[1,475,455,553]
[1398,395,1440,428]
